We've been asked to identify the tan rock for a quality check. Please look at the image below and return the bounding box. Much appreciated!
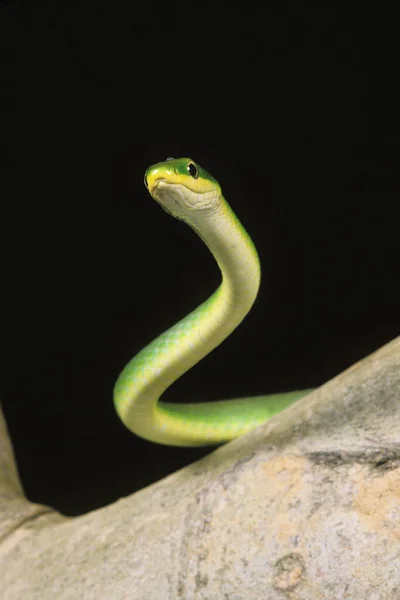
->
[1,337,399,599]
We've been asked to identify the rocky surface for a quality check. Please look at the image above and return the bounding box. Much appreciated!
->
[0,337,399,599]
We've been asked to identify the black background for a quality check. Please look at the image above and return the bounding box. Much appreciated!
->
[1,4,398,516]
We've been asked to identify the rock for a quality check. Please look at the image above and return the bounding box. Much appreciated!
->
[0,337,399,599]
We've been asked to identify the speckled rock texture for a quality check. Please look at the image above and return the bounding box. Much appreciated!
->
[1,337,399,599]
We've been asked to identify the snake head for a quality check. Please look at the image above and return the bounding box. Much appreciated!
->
[144,158,222,222]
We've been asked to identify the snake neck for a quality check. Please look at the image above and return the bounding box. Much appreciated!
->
[191,199,261,333]
[114,196,260,444]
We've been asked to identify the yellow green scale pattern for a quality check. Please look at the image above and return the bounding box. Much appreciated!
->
[114,158,312,446]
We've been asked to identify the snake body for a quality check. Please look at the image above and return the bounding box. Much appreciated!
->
[114,158,311,446]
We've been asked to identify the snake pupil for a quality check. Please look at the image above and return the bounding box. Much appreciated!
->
[187,162,198,179]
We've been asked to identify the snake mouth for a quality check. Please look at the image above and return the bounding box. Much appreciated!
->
[148,177,165,194]
[151,180,182,217]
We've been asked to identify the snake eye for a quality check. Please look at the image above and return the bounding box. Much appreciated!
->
[187,161,198,179]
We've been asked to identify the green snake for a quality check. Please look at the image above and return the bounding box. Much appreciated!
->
[114,158,312,446]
